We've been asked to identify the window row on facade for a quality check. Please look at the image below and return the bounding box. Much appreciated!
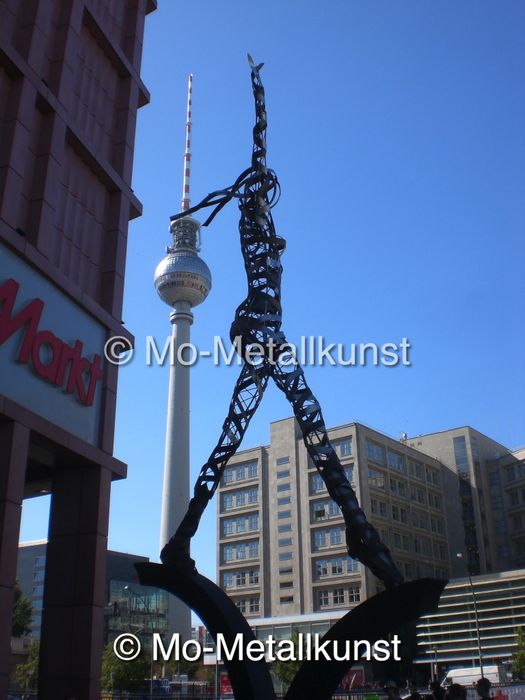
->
[367,442,440,484]
[316,585,361,609]
[310,467,353,494]
[222,540,259,563]
[221,486,258,511]
[368,468,442,509]
[370,499,445,533]
[312,527,344,550]
[222,460,258,486]
[234,596,260,615]
[221,513,259,537]
[508,487,525,508]
[222,568,260,589]
[313,556,360,580]
[507,462,525,483]
[377,529,448,560]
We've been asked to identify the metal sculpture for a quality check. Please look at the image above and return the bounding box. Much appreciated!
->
[138,57,446,700]
[161,56,403,590]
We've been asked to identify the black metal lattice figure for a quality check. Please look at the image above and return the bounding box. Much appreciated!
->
[161,56,403,590]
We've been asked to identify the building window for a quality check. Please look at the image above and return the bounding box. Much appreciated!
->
[391,506,408,523]
[333,438,353,458]
[319,590,329,607]
[236,517,246,533]
[236,571,246,586]
[428,492,442,510]
[248,488,258,504]
[248,514,259,530]
[249,597,260,613]
[236,599,246,613]
[223,519,233,536]
[333,588,345,605]
[387,450,405,472]
[329,528,343,546]
[277,483,291,492]
[223,468,234,484]
[328,501,339,516]
[249,569,259,585]
[33,570,45,582]
[280,596,293,604]
[331,558,344,575]
[314,530,327,549]
[390,478,407,497]
[248,541,259,558]
[224,546,234,562]
[453,436,469,472]
[223,494,233,510]
[236,492,245,507]
[279,538,293,547]
[348,586,361,603]
[314,503,326,519]
[279,567,293,575]
[223,573,234,588]
[277,470,290,479]
[368,467,385,490]
[316,560,329,577]
[247,461,258,478]
[366,442,385,463]
[426,466,440,485]
[280,581,294,589]
[310,473,325,493]
[278,496,291,505]
[279,552,293,561]
[278,524,292,533]
[410,486,425,504]
[278,510,291,519]
[34,555,46,568]
[347,557,359,573]
[276,456,290,465]
[409,461,424,479]
[236,544,246,560]
[236,465,246,481]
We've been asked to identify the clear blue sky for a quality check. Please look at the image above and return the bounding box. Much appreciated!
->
[21,1,525,583]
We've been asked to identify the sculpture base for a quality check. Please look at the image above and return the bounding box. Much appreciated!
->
[136,562,446,700]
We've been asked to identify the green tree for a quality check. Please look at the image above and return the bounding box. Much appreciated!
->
[101,643,149,692]
[12,581,33,637]
[15,640,39,690]
[512,626,525,679]
[272,628,304,691]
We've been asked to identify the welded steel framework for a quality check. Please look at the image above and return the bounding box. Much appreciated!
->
[161,57,403,590]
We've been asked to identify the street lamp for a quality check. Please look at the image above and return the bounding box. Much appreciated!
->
[456,553,484,678]
[124,585,154,698]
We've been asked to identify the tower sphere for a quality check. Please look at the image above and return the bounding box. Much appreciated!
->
[154,216,212,308]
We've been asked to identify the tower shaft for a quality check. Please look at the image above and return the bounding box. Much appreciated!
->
[159,302,193,550]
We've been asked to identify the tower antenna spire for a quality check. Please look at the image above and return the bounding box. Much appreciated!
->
[181,73,193,213]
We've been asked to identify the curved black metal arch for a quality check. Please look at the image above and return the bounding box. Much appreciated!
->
[136,562,446,700]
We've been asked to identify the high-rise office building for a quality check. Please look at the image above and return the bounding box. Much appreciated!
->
[216,418,458,619]
[408,428,525,575]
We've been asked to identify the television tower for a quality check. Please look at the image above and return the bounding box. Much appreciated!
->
[154,74,211,639]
